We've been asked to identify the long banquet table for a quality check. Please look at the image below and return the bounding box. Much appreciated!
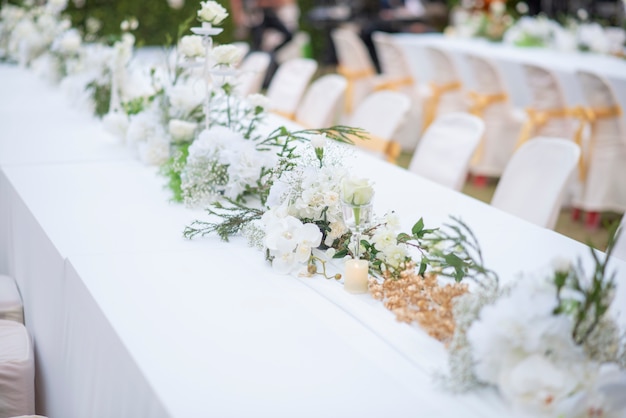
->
[1,63,625,418]
[393,33,626,129]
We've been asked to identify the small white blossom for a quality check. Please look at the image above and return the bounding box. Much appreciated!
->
[311,133,327,149]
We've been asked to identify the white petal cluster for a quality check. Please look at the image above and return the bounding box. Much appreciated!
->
[466,275,626,417]
[51,28,82,55]
[262,209,322,274]
[168,119,197,143]
[167,82,204,118]
[197,1,228,25]
[125,109,171,165]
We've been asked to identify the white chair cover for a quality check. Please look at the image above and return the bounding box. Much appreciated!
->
[295,74,347,128]
[0,275,23,324]
[424,46,467,116]
[573,70,626,214]
[614,216,626,262]
[348,91,411,160]
[522,64,575,139]
[276,32,310,65]
[465,54,524,177]
[408,113,484,191]
[265,57,318,119]
[491,137,581,229]
[0,320,35,417]
[372,31,426,151]
[331,28,382,115]
[235,51,271,97]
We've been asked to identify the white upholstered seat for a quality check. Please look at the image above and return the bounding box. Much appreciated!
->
[0,319,35,418]
[372,31,426,151]
[295,74,347,128]
[331,28,382,116]
[408,112,484,191]
[464,54,524,178]
[348,91,411,163]
[235,51,271,97]
[573,70,626,215]
[265,57,318,120]
[0,275,24,324]
[491,137,580,229]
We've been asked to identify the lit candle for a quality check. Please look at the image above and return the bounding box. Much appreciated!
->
[344,259,369,294]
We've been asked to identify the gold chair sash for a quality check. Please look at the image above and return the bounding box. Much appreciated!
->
[515,105,622,181]
[571,105,623,181]
[337,65,375,114]
[422,80,462,133]
[373,76,415,92]
[468,91,508,165]
[272,109,296,121]
[345,132,401,164]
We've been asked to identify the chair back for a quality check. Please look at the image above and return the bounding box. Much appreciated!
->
[464,53,521,177]
[295,74,347,128]
[491,137,580,229]
[466,54,506,95]
[266,57,318,119]
[348,91,411,162]
[235,51,271,96]
[522,64,573,138]
[576,70,624,139]
[425,46,458,84]
[331,28,377,113]
[372,31,413,83]
[408,113,484,191]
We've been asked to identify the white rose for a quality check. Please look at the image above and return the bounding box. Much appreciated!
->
[178,35,205,58]
[197,1,228,25]
[168,119,197,143]
[341,176,374,206]
[211,44,242,66]
[167,0,185,9]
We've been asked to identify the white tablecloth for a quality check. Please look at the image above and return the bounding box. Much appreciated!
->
[1,64,625,418]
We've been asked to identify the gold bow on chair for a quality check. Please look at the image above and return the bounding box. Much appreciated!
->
[515,107,575,150]
[337,65,375,114]
[422,80,462,133]
[374,76,414,92]
[468,91,508,118]
[272,109,296,121]
[467,91,508,164]
[346,132,401,164]
[570,105,623,181]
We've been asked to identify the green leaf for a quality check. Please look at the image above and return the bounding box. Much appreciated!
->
[412,218,424,236]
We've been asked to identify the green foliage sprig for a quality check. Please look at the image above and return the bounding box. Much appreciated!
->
[553,225,620,345]
[183,198,264,241]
